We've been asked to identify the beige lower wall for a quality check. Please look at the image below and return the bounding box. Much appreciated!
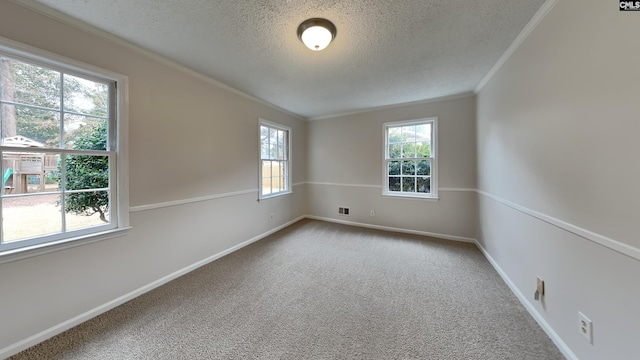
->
[307,184,476,240]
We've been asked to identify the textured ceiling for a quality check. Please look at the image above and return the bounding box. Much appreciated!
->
[20,0,546,119]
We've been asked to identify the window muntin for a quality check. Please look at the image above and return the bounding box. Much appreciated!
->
[0,43,123,254]
[384,118,437,198]
[259,120,290,199]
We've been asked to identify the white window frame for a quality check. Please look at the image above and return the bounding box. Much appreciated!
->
[0,37,129,263]
[382,117,438,199]
[258,119,291,200]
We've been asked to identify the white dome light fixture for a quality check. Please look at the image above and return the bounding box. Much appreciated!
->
[297,18,337,51]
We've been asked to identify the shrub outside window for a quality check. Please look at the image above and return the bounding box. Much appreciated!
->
[0,39,128,257]
[383,118,437,199]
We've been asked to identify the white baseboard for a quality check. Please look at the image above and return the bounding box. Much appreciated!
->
[2,215,574,359]
[0,216,305,359]
[304,215,476,243]
[473,240,577,360]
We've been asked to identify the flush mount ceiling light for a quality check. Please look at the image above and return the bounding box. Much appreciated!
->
[297,18,337,51]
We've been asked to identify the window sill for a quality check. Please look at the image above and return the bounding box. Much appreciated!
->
[382,192,439,201]
[0,227,132,265]
[258,190,293,201]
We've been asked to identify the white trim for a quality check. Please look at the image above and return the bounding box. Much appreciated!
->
[258,119,292,200]
[303,182,476,193]
[439,187,476,192]
[305,215,476,243]
[0,227,131,265]
[474,240,578,360]
[308,92,475,121]
[383,117,438,199]
[129,189,257,213]
[477,190,640,262]
[475,0,559,93]
[305,181,382,189]
[10,0,305,121]
[381,194,439,201]
[0,215,305,359]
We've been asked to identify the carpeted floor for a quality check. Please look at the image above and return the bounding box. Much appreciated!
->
[10,219,564,359]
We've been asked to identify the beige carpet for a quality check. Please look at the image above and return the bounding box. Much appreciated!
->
[10,219,564,359]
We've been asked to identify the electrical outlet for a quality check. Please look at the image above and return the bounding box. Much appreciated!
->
[578,312,593,344]
[370,210,375,216]
[343,208,349,215]
[338,207,344,214]
[269,213,274,221]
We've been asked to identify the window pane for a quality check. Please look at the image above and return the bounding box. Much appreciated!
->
[416,124,430,141]
[417,160,430,176]
[401,161,415,175]
[2,152,60,194]
[64,190,110,228]
[388,143,401,159]
[2,194,62,242]
[1,58,61,109]
[269,128,277,158]
[279,162,286,191]
[402,142,416,158]
[262,160,272,178]
[64,154,109,191]
[416,142,430,158]
[262,160,273,195]
[277,144,284,160]
[417,177,431,193]
[63,75,108,117]
[277,130,285,159]
[388,161,400,176]
[260,126,269,159]
[402,177,415,192]
[262,179,272,195]
[64,115,106,150]
[3,104,60,147]
[388,177,401,191]
[401,126,416,143]
[388,127,401,143]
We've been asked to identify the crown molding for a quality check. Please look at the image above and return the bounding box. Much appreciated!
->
[475,0,559,93]
[308,92,475,121]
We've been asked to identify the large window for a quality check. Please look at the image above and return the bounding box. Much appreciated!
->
[259,119,291,199]
[383,118,437,198]
[0,39,128,256]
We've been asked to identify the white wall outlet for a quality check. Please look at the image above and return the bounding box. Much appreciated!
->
[370,210,375,216]
[578,311,593,344]
[269,213,274,221]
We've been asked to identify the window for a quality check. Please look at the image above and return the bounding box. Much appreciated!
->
[0,39,128,256]
[383,118,437,198]
[259,119,291,199]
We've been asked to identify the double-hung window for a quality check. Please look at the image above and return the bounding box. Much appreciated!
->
[0,39,128,256]
[383,118,437,199]
[259,119,291,199]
